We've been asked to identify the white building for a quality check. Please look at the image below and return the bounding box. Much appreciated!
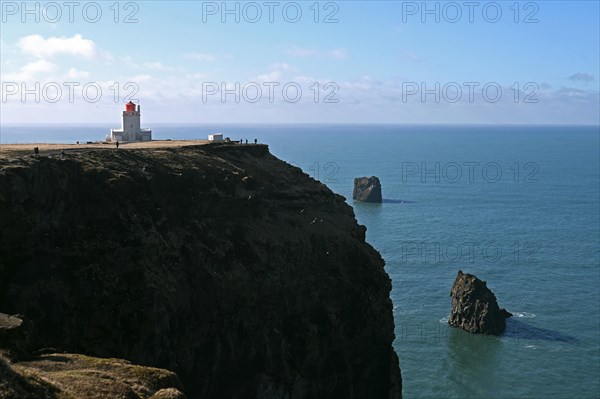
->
[208,134,224,141]
[107,101,152,142]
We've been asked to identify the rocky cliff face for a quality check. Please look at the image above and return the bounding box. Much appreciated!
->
[448,270,512,335]
[0,144,401,398]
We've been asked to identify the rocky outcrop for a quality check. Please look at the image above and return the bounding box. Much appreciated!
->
[0,314,24,344]
[1,313,186,399]
[353,176,382,203]
[448,270,512,335]
[0,313,30,356]
[0,143,401,398]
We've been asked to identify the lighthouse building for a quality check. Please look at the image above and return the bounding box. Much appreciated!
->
[107,101,152,142]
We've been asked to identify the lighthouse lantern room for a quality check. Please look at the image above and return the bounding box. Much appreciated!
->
[107,101,152,142]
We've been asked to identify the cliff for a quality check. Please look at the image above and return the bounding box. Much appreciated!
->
[0,143,401,398]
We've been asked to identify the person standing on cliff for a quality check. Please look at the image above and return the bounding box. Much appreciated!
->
[254,138,257,144]
[116,141,120,149]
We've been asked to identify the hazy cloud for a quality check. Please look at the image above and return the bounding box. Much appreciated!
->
[568,72,595,82]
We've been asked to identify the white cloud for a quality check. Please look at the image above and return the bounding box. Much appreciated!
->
[18,34,97,59]
[2,71,598,124]
[2,59,58,81]
[22,60,57,74]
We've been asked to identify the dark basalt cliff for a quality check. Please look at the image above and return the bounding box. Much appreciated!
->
[0,144,401,398]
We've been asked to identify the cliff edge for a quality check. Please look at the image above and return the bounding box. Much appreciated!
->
[0,143,401,398]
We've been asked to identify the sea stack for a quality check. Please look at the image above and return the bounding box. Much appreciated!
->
[448,271,512,335]
[353,176,382,203]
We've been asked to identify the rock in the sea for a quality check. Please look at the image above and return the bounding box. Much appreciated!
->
[448,270,512,335]
[353,176,382,203]
[0,144,401,398]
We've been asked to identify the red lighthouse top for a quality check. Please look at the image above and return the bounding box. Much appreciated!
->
[125,101,136,112]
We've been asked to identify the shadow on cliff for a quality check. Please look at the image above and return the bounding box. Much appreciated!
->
[503,318,578,343]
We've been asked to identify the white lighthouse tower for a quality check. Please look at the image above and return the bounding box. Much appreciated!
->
[107,101,152,142]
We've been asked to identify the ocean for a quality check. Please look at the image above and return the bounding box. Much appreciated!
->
[1,124,599,398]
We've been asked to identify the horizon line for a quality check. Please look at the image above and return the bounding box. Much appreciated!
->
[1,122,599,128]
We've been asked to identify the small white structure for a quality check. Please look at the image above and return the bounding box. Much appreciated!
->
[107,101,152,142]
[208,134,224,142]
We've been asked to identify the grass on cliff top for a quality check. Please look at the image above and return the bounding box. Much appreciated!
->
[1,352,185,399]
[0,353,60,399]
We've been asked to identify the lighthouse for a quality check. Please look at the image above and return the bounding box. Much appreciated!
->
[107,101,152,142]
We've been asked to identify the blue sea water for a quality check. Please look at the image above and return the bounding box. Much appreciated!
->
[1,124,599,399]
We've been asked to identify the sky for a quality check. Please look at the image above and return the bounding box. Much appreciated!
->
[0,0,599,124]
